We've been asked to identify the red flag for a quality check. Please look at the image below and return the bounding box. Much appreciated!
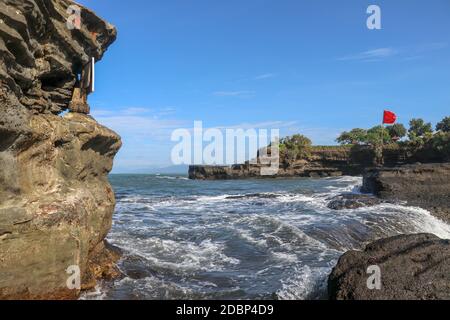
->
[383,110,397,124]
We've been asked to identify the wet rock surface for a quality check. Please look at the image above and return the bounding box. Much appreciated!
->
[363,163,450,223]
[328,233,450,300]
[327,194,383,210]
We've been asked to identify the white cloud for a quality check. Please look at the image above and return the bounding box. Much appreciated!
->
[338,43,448,62]
[254,73,277,80]
[216,120,298,130]
[212,90,255,97]
[92,106,184,141]
[338,48,398,61]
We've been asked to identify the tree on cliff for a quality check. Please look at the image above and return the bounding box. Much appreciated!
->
[366,126,391,166]
[386,123,407,141]
[407,118,434,149]
[280,134,312,160]
[336,128,367,145]
[436,116,450,132]
[431,131,450,161]
[366,126,391,146]
[408,118,433,139]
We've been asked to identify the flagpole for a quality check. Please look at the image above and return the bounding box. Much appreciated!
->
[379,111,385,166]
[381,112,384,147]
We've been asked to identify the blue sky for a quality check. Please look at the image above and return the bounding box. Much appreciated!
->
[78,0,450,172]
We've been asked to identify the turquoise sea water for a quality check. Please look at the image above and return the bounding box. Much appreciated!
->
[83,174,450,300]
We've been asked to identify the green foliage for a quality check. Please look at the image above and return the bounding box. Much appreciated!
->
[431,131,450,160]
[436,116,450,133]
[336,128,367,145]
[279,143,287,154]
[366,125,391,146]
[408,118,433,139]
[386,123,407,140]
[279,134,312,160]
[280,116,449,164]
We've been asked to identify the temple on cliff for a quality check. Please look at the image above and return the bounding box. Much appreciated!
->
[69,57,95,114]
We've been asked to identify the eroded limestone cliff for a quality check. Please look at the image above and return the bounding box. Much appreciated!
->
[0,0,121,299]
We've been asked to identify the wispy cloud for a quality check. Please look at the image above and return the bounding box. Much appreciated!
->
[216,120,298,130]
[234,73,277,83]
[338,42,448,62]
[402,42,448,60]
[92,106,177,118]
[92,107,184,141]
[338,48,398,62]
[416,42,448,52]
[254,73,277,80]
[212,90,255,97]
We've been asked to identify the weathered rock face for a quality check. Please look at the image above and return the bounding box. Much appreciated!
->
[328,234,450,300]
[362,163,450,223]
[0,1,121,299]
[0,0,116,114]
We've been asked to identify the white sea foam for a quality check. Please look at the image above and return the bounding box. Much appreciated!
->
[156,175,189,180]
[370,203,450,239]
[101,174,450,300]
[270,251,298,263]
[111,237,240,274]
[276,265,330,300]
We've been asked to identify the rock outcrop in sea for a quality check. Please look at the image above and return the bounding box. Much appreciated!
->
[189,146,377,180]
[328,233,450,300]
[188,145,436,180]
[327,164,450,300]
[362,163,450,223]
[0,0,121,299]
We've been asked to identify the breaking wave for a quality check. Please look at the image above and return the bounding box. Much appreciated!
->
[83,174,450,300]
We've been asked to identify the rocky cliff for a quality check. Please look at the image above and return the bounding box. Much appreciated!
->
[0,0,121,299]
[189,145,409,180]
[362,163,450,223]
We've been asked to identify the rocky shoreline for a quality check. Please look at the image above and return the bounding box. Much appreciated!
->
[189,146,376,180]
[190,157,450,299]
[328,233,450,300]
[326,162,450,300]
[362,163,450,223]
[0,1,121,299]
[1,0,448,301]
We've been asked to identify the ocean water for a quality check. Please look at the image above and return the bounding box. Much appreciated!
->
[83,174,450,300]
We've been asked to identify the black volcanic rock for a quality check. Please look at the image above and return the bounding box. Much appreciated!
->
[328,233,450,300]
[327,194,382,210]
[363,163,450,223]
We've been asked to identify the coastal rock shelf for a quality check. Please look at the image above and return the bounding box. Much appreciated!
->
[0,1,121,299]
[328,233,450,300]
[363,163,450,223]
[189,146,376,180]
